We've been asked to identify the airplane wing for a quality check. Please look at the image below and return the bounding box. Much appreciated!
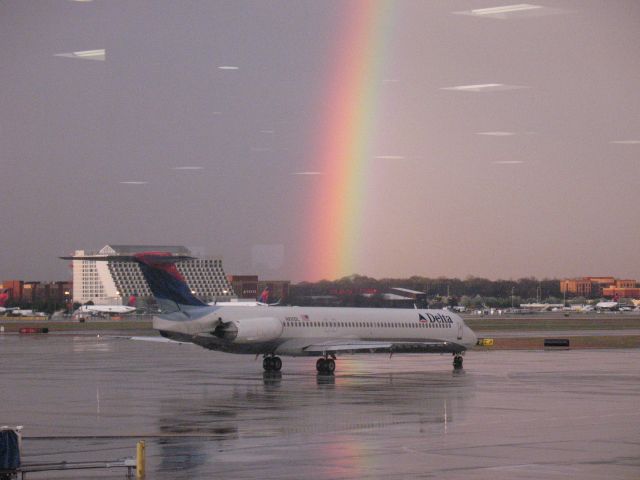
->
[123,335,193,345]
[302,339,461,355]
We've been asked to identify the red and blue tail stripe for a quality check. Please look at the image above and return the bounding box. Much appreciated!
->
[134,252,206,307]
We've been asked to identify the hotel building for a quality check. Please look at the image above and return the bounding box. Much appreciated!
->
[69,245,234,304]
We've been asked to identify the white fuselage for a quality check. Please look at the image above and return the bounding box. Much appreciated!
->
[76,305,136,315]
[7,309,45,316]
[153,306,477,356]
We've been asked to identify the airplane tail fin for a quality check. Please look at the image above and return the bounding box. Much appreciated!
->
[60,252,207,310]
[127,294,137,307]
[258,287,269,304]
[0,289,10,307]
[134,252,206,308]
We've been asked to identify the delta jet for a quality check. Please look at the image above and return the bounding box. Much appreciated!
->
[61,252,477,373]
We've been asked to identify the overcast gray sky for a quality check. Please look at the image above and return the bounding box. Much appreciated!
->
[1,1,639,282]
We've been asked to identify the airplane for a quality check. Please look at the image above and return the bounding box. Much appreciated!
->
[9,309,47,317]
[72,295,138,317]
[60,252,478,373]
[595,301,619,311]
[74,304,137,315]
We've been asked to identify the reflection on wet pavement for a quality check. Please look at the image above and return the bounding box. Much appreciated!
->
[1,334,639,479]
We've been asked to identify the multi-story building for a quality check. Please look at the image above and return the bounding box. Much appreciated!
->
[257,280,290,303]
[602,279,640,299]
[0,280,72,306]
[227,275,290,303]
[559,278,594,297]
[69,245,234,304]
[227,275,259,299]
[560,276,639,299]
[1,280,23,301]
[588,277,617,297]
[614,279,637,289]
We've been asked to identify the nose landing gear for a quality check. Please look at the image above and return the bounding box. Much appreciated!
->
[263,355,282,372]
[453,354,463,369]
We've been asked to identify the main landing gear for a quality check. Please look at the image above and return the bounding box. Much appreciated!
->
[316,356,336,374]
[453,354,464,370]
[263,355,282,372]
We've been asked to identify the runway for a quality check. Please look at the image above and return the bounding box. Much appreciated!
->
[1,333,639,479]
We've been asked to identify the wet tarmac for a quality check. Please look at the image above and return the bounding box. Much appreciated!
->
[480,329,640,337]
[1,333,639,479]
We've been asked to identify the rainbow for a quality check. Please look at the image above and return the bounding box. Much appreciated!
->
[305,1,396,281]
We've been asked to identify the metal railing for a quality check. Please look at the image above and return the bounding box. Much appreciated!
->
[0,440,144,479]
[4,458,136,479]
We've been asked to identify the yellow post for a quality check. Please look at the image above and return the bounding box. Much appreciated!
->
[136,440,146,478]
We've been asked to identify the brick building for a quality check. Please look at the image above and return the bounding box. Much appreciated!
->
[227,275,290,303]
[1,280,72,305]
[560,277,639,298]
[227,275,259,299]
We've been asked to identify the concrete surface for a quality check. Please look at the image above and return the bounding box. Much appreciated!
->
[1,334,638,479]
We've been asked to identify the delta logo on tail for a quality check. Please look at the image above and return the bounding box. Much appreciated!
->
[0,289,10,307]
[134,252,206,307]
[0,288,19,314]
[258,287,269,303]
[127,294,137,307]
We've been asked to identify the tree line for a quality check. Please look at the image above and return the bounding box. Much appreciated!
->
[289,275,562,308]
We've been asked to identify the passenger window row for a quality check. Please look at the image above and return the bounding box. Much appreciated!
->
[282,320,444,329]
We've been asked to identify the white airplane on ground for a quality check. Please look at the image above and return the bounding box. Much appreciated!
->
[7,309,47,317]
[595,301,619,311]
[61,252,477,373]
[73,294,138,317]
[74,305,137,315]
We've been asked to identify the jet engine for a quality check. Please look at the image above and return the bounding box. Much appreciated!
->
[214,317,283,344]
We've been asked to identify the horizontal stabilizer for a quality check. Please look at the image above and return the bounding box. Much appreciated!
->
[59,254,196,263]
[125,336,194,345]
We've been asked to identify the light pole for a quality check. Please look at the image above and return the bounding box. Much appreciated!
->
[64,290,71,315]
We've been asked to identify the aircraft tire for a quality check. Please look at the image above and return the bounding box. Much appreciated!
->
[273,356,282,371]
[316,358,326,373]
[263,357,273,371]
[326,359,336,373]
